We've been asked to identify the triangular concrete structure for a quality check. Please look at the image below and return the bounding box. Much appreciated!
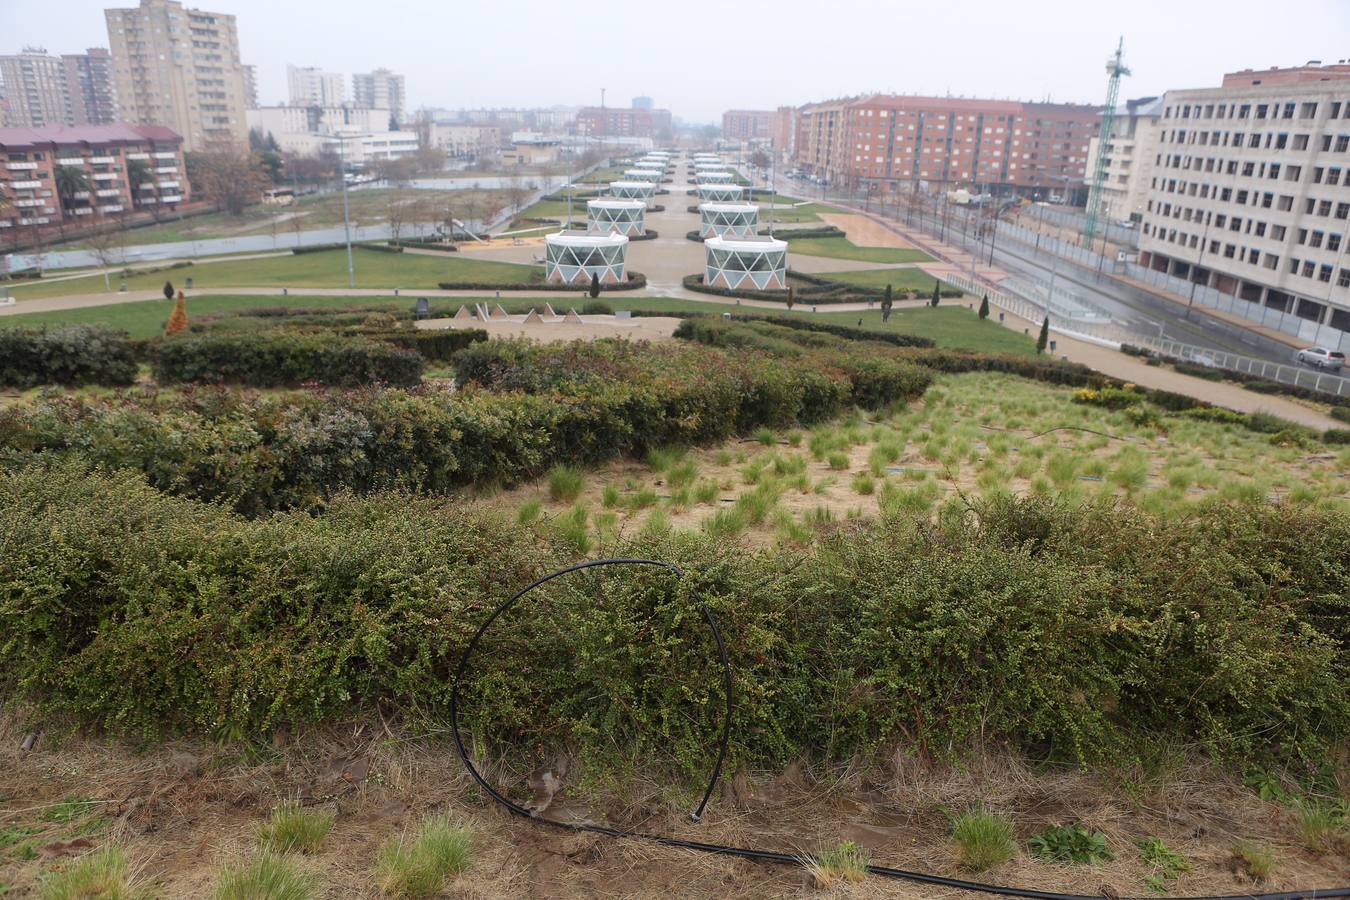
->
[564,308,583,323]
[543,303,557,318]
[475,303,491,321]
[523,308,542,323]
[454,305,473,320]
[492,304,510,320]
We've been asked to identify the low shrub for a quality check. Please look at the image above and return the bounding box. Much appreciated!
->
[0,325,138,388]
[1173,361,1225,380]
[581,300,613,315]
[435,272,646,292]
[1331,406,1350,424]
[2,468,1347,774]
[1322,428,1350,444]
[763,225,848,240]
[371,328,487,363]
[151,332,424,388]
[1028,824,1114,865]
[1072,386,1145,409]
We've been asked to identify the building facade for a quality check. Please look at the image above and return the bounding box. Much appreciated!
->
[105,0,251,150]
[0,49,74,128]
[1083,95,1163,224]
[428,123,499,159]
[575,105,672,138]
[352,69,405,125]
[1137,65,1350,344]
[242,64,258,109]
[792,94,1100,199]
[287,65,345,107]
[0,123,188,234]
[63,49,119,125]
[722,109,777,142]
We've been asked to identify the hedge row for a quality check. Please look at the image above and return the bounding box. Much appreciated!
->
[761,225,848,240]
[681,273,962,304]
[2,463,1345,770]
[151,332,424,388]
[436,272,647,292]
[1,341,895,515]
[1122,343,1350,410]
[0,326,138,388]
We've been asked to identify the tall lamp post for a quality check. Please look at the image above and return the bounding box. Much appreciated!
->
[336,133,356,289]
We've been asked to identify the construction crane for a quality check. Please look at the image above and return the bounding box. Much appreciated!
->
[1082,37,1130,250]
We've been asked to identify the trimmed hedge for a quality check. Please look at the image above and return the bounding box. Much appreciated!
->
[367,328,487,362]
[2,464,1346,771]
[1,340,892,514]
[761,225,848,240]
[437,272,647,292]
[292,242,402,255]
[682,272,962,304]
[0,326,139,388]
[151,332,424,388]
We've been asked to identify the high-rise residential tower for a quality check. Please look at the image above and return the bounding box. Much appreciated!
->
[287,65,345,107]
[0,48,73,128]
[352,69,405,125]
[105,0,250,149]
[63,48,119,125]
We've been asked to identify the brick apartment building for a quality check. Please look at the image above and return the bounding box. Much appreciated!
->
[0,123,188,233]
[792,94,1101,200]
[575,105,672,138]
[722,109,777,141]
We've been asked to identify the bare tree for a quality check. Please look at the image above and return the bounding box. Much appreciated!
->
[192,143,270,215]
[85,210,127,291]
[25,221,50,276]
[506,173,530,214]
[387,193,407,247]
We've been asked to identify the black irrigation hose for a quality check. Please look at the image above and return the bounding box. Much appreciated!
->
[450,560,1350,900]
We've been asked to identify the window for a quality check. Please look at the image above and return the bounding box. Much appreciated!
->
[1255,221,1267,236]
[1264,254,1280,270]
[1215,214,1228,228]
[1276,133,1288,149]
[1329,233,1342,252]
[1277,195,1293,211]
[1242,161,1256,176]
[1319,265,1333,283]
[1248,248,1261,264]
[1314,166,1325,183]
[1319,200,1333,216]
[1298,228,1309,244]
[1338,135,1350,152]
[1262,192,1273,208]
[1231,216,1243,231]
[1338,202,1350,219]
[1268,164,1280,180]
[1303,260,1316,277]
[1283,102,1296,119]
[1237,190,1249,204]
[1339,268,1350,288]
[1290,257,1302,274]
[1310,230,1325,248]
[1272,224,1287,240]
[1294,134,1309,150]
[1300,102,1318,118]
[1256,104,1269,119]
[1286,165,1301,180]
[1329,168,1342,185]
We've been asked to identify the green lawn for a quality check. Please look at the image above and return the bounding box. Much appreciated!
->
[517,199,591,220]
[0,294,736,339]
[808,267,950,294]
[6,249,543,299]
[808,306,1037,356]
[758,199,843,224]
[786,236,930,264]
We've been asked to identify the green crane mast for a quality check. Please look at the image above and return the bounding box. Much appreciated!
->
[1083,37,1130,250]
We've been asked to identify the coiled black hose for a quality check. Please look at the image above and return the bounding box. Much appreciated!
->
[450,559,1350,900]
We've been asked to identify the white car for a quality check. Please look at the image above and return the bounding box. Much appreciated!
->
[1295,347,1346,371]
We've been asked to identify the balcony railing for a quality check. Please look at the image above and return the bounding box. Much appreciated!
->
[89,156,115,164]
[6,162,38,171]
[10,180,41,190]
[55,157,86,166]
[92,173,119,181]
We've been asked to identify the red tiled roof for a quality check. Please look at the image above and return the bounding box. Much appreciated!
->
[0,123,184,149]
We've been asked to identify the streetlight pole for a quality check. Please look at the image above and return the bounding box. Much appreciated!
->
[337,134,355,289]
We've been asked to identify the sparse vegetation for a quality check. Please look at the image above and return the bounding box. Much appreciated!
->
[256,803,334,855]
[215,852,317,900]
[1029,824,1114,865]
[808,840,868,887]
[39,847,146,900]
[374,818,472,898]
[951,810,1016,871]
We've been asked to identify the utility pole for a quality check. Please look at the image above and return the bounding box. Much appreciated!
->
[337,134,355,289]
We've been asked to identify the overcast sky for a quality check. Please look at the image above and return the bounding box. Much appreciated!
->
[4,0,1350,123]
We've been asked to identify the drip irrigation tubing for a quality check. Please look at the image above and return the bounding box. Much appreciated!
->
[450,558,1350,900]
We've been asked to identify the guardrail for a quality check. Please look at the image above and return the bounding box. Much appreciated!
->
[1132,336,1350,398]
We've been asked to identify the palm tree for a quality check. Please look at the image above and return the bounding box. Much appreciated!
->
[54,165,91,216]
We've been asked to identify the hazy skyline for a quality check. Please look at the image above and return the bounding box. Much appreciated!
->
[4,0,1350,123]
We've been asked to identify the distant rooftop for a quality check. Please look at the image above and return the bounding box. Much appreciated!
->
[0,123,182,148]
[1222,62,1350,87]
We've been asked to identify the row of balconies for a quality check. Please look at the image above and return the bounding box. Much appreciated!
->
[5,162,38,171]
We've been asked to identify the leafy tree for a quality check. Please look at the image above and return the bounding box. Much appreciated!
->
[163,280,175,301]
[259,149,284,183]
[589,272,601,299]
[1036,316,1050,354]
[978,294,990,319]
[931,279,941,307]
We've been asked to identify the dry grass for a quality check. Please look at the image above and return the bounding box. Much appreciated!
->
[255,802,334,854]
[214,852,317,900]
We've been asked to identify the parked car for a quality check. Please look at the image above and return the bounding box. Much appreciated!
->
[1295,347,1346,371]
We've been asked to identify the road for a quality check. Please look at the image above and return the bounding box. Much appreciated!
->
[757,168,1302,367]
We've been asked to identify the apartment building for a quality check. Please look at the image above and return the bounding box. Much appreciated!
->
[792,94,1100,199]
[575,105,672,138]
[352,69,405,124]
[63,49,119,125]
[105,0,250,150]
[1137,64,1350,344]
[721,109,777,142]
[773,105,797,157]
[246,104,396,158]
[0,123,188,233]
[428,122,499,159]
[1083,95,1163,223]
[287,65,345,107]
[0,49,74,128]
[242,64,258,109]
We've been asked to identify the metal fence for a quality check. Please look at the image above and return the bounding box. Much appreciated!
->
[1133,336,1350,398]
[1019,204,1140,250]
[1121,261,1350,355]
